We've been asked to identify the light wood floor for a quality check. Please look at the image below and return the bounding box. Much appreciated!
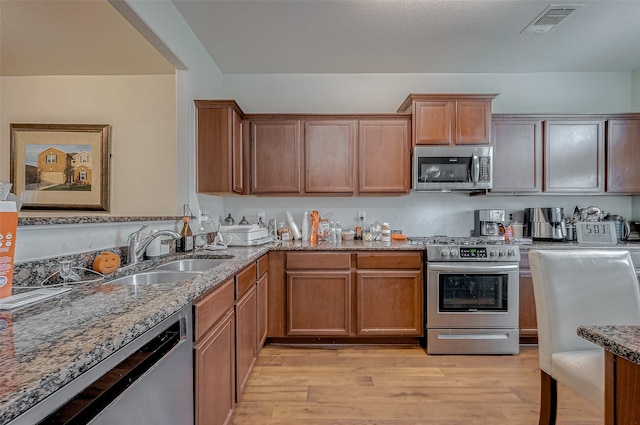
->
[230,345,602,425]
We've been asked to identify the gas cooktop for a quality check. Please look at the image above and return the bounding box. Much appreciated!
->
[408,236,506,245]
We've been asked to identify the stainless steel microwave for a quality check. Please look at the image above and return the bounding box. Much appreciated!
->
[412,146,493,191]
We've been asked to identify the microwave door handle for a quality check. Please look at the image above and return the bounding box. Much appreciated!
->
[471,155,480,183]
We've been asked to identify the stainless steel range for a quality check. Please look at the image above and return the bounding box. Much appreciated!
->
[410,236,520,355]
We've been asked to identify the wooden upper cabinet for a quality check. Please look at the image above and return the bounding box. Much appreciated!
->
[491,118,543,193]
[358,118,411,194]
[607,119,640,193]
[305,120,357,193]
[397,94,497,146]
[250,120,302,194]
[456,100,493,145]
[195,100,245,194]
[544,119,604,193]
[413,101,454,145]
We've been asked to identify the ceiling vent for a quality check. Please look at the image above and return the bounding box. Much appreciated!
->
[522,4,583,34]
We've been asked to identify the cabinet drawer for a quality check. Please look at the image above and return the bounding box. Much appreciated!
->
[286,252,351,269]
[257,254,269,277]
[236,263,257,299]
[356,252,422,269]
[193,278,234,341]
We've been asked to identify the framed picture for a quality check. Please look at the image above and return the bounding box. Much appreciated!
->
[10,124,111,211]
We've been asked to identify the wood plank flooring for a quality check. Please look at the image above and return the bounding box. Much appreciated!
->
[230,345,602,425]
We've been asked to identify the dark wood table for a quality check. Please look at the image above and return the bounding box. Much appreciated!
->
[578,325,640,425]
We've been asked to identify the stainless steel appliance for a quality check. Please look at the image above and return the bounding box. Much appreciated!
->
[603,214,630,241]
[525,207,566,241]
[410,236,520,355]
[412,146,493,191]
[24,307,194,425]
[472,209,506,237]
[628,221,640,242]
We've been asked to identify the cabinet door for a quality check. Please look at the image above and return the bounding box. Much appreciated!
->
[356,270,423,336]
[196,103,243,194]
[195,311,235,425]
[250,120,302,193]
[235,286,257,401]
[414,101,455,145]
[358,119,410,193]
[607,119,640,193]
[544,120,604,193]
[257,273,268,349]
[491,119,543,192]
[305,120,357,193]
[455,100,492,145]
[518,269,538,345]
[286,270,351,336]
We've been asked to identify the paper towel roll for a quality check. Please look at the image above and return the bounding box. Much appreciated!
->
[286,211,302,240]
[301,211,310,241]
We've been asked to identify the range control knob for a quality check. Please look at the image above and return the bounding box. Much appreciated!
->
[490,249,498,257]
[508,249,516,257]
[449,249,459,258]
[440,249,450,257]
[499,250,506,256]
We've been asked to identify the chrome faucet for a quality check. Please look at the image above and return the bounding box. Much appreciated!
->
[127,224,181,265]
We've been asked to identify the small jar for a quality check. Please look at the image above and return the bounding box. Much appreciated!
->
[277,222,291,241]
[381,222,391,242]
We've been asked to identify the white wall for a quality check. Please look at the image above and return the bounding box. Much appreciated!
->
[223,72,633,113]
[223,195,632,238]
[1,75,177,216]
[632,68,640,112]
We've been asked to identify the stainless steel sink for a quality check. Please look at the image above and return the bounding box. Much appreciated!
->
[106,271,203,286]
[154,257,233,272]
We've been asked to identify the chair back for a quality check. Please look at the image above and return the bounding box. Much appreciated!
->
[529,249,640,374]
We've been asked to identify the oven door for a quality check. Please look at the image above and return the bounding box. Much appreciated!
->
[427,263,519,329]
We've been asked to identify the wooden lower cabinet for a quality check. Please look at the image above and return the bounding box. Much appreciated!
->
[257,272,268,348]
[235,283,257,401]
[286,270,352,336]
[278,251,424,340]
[195,311,235,425]
[194,278,235,425]
[356,270,423,336]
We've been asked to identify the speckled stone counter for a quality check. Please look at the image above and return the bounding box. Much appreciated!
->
[0,239,424,423]
[0,246,268,424]
[272,239,424,251]
[578,325,640,365]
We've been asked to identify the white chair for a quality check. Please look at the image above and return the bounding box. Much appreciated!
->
[528,249,640,425]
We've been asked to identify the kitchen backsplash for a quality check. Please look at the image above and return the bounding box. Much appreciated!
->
[11,193,636,266]
[216,193,634,238]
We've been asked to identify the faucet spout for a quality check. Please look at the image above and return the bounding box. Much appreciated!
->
[135,230,181,261]
[127,225,181,266]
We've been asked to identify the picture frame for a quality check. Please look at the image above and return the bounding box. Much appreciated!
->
[10,124,111,211]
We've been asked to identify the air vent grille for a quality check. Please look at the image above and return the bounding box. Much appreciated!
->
[522,4,583,34]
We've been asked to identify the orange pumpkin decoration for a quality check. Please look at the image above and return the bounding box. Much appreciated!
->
[93,251,121,274]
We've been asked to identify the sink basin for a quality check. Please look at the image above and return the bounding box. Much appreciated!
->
[106,271,203,286]
[154,257,233,272]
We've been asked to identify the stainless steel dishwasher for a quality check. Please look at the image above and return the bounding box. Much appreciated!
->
[12,306,194,425]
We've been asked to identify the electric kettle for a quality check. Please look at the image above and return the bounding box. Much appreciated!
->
[602,214,630,241]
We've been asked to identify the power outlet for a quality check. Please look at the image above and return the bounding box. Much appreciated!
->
[357,211,366,222]
[257,211,266,223]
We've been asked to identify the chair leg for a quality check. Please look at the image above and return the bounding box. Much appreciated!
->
[539,370,558,425]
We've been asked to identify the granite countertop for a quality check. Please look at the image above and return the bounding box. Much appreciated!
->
[0,239,421,423]
[0,246,268,424]
[272,239,424,251]
[578,325,640,365]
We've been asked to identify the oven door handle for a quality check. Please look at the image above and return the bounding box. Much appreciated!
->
[427,263,519,272]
